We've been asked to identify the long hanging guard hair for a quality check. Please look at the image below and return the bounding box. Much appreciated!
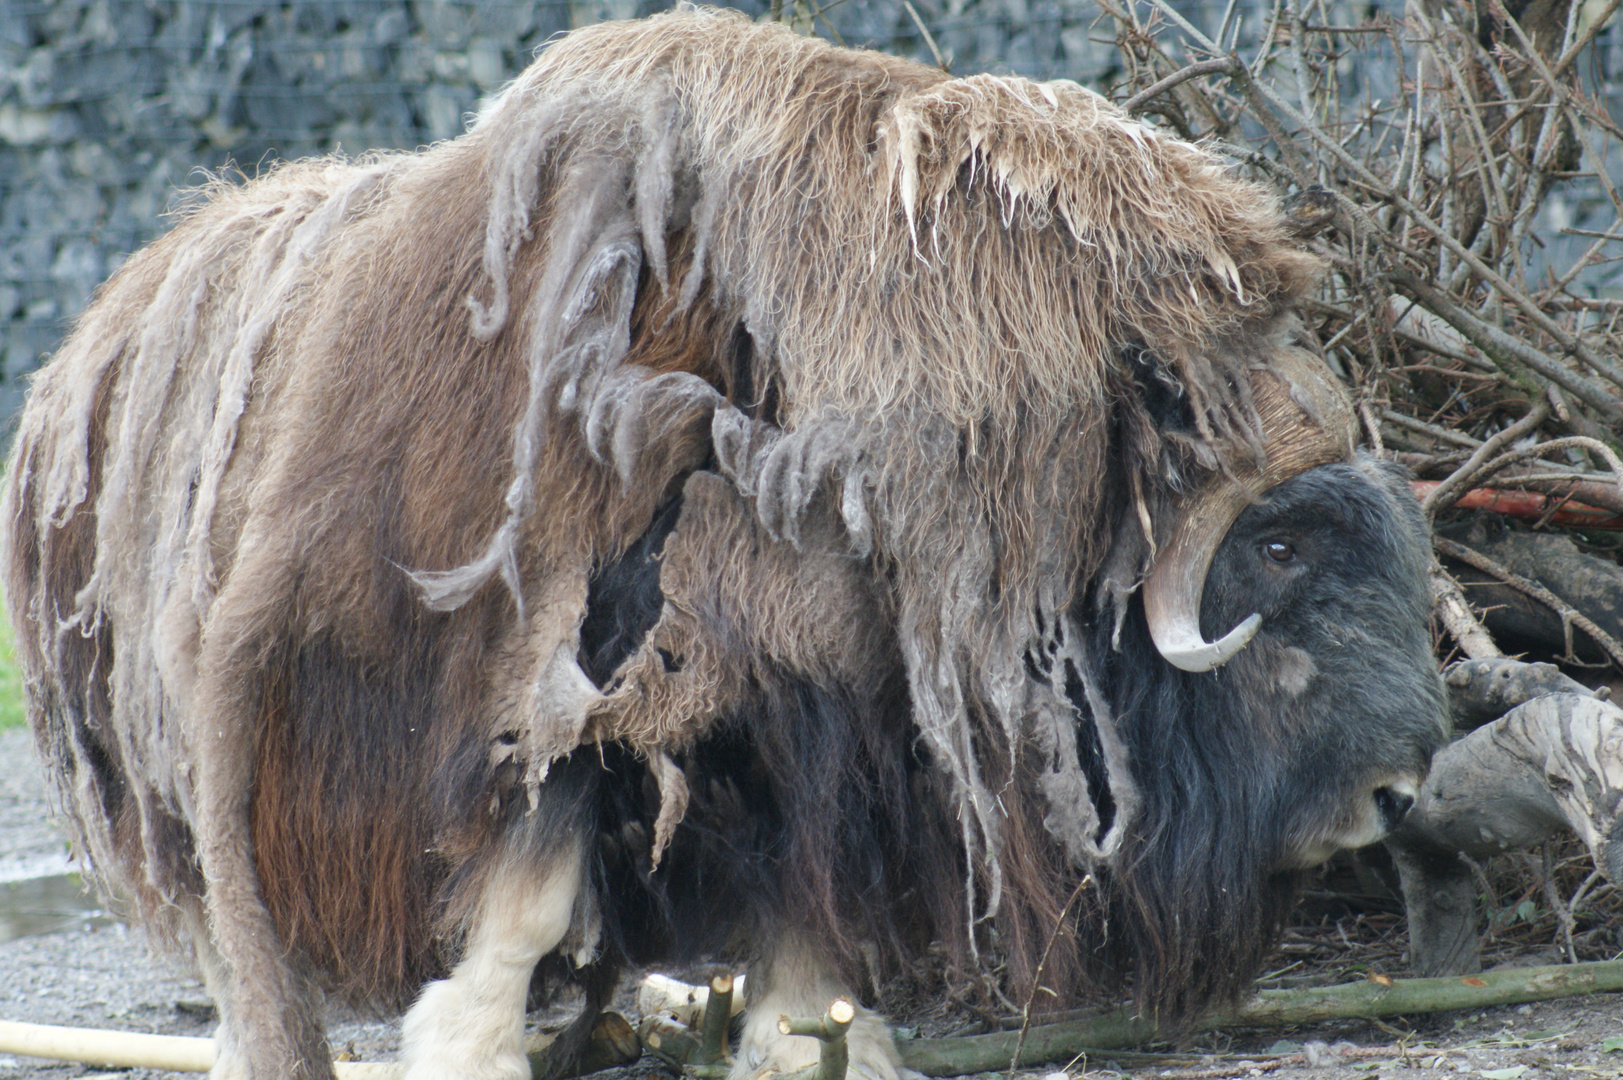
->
[5,5,1324,960]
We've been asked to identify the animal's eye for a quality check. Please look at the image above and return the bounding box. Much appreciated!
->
[1263,540,1296,563]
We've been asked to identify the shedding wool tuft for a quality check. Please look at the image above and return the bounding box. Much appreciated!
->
[3,6,1324,937]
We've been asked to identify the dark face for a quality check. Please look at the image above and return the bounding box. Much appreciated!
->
[1078,456,1446,1017]
[1197,456,1448,868]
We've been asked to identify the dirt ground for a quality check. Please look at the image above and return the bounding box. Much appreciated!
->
[1,726,1619,1080]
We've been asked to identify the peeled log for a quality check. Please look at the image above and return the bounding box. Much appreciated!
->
[1391,692,1623,976]
[1444,657,1602,731]
[637,972,747,1028]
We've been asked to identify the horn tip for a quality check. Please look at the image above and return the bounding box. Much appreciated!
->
[1158,611,1262,673]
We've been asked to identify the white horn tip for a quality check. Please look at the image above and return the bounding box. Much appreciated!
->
[1157,612,1262,673]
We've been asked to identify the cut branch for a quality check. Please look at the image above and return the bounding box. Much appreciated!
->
[779,1000,855,1080]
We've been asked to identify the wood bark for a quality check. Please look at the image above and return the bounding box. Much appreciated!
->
[1445,657,1601,730]
[1391,689,1623,975]
[1437,521,1623,667]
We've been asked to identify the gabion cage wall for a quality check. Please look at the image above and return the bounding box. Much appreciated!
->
[1,0,1619,428]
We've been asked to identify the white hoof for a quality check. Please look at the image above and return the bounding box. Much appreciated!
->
[206,1036,251,1080]
[728,947,912,1080]
[398,855,581,1080]
[400,975,530,1080]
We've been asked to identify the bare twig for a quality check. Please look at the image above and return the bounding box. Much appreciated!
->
[1009,874,1093,1077]
[1553,0,1621,76]
[1122,58,1238,114]
[901,1,948,71]
[1422,401,1552,517]
[1384,409,1485,450]
[1234,60,1623,391]
[1391,274,1623,418]
[1474,436,1623,492]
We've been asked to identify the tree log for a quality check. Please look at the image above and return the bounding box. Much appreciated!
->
[1437,519,1623,666]
[896,960,1623,1075]
[1391,690,1623,975]
[1445,657,1602,731]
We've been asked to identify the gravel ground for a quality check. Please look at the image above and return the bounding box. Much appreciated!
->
[0,727,397,1078]
[0,725,1620,1080]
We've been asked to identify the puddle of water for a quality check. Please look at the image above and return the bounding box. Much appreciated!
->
[0,873,117,942]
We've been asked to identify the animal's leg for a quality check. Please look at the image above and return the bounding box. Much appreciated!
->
[399,849,585,1080]
[178,899,250,1080]
[189,692,332,1079]
[730,937,913,1080]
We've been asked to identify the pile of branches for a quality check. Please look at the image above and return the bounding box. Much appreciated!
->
[1085,0,1622,671]
[1064,0,1623,975]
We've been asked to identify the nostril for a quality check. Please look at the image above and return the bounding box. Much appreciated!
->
[1374,786,1415,830]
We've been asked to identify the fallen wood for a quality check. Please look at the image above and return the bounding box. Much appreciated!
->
[1398,457,1623,517]
[1444,657,1602,730]
[896,959,1623,1076]
[22,954,1623,1080]
[1391,690,1623,975]
[1435,536,1623,670]
[571,1013,641,1076]
[0,1017,599,1078]
[638,972,747,1028]
[640,1013,703,1073]
[1430,563,1503,660]
[700,974,735,1065]
[0,1019,395,1076]
[779,999,854,1080]
[1436,521,1623,666]
[1413,481,1623,529]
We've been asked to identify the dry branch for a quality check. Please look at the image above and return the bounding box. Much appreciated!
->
[1413,483,1623,529]
[1430,563,1504,660]
[1400,460,1623,516]
[1422,402,1553,517]
[897,959,1623,1075]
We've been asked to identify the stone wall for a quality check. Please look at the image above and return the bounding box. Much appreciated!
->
[0,0,1142,426]
[0,2,609,421]
[0,0,1616,429]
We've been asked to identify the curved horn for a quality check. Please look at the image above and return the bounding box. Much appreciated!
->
[1144,348,1356,673]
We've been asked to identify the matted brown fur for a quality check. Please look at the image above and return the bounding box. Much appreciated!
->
[2,3,1327,1035]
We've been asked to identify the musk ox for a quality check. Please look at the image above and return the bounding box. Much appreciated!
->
[1,8,1446,1080]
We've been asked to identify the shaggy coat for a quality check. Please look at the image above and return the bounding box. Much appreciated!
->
[2,9,1443,1080]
